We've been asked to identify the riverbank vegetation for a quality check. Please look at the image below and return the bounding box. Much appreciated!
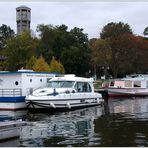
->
[0,22,148,78]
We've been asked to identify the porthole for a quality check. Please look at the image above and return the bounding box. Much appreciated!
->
[40,79,42,82]
[15,81,19,85]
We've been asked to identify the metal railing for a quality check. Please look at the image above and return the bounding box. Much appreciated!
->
[0,88,22,97]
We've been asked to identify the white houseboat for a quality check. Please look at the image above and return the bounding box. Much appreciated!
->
[106,74,148,97]
[0,69,58,110]
[25,74,103,111]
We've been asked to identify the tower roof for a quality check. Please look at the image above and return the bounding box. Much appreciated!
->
[16,5,31,10]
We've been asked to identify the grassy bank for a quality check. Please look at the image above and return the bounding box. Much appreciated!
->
[94,79,109,89]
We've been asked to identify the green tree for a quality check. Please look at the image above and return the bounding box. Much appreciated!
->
[26,56,37,69]
[69,27,88,48]
[0,24,15,50]
[36,24,90,76]
[4,31,38,71]
[33,56,50,72]
[36,24,69,62]
[61,46,90,76]
[61,27,90,76]
[49,56,65,73]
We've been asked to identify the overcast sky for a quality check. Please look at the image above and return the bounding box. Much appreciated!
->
[0,1,148,38]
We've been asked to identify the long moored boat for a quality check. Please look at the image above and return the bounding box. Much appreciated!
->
[105,74,148,97]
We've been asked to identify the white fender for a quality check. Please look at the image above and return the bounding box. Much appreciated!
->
[66,102,71,109]
[50,102,56,108]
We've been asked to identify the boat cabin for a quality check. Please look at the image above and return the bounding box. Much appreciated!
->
[0,69,58,97]
[109,79,148,88]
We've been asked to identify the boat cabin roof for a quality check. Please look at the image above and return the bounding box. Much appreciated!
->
[0,69,60,75]
[50,74,94,83]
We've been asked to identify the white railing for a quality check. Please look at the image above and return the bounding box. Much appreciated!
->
[0,88,22,97]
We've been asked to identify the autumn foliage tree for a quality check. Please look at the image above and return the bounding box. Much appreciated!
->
[100,22,134,77]
[89,39,112,77]
[33,56,50,72]
[26,56,37,70]
[49,56,65,73]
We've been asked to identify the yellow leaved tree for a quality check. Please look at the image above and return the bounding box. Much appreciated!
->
[33,55,50,72]
[26,56,37,70]
[49,56,65,73]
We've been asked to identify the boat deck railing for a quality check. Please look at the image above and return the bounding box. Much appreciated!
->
[0,88,22,97]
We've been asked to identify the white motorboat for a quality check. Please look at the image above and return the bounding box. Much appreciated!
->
[25,74,103,111]
[105,74,148,97]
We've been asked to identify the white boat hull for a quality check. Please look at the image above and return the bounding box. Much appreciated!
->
[0,96,26,111]
[0,102,26,111]
[107,88,148,97]
[26,94,103,110]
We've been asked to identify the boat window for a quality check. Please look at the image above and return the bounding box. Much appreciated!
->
[114,81,125,88]
[134,81,141,87]
[47,81,75,88]
[75,82,92,92]
[125,80,132,88]
[15,81,19,85]
[30,79,32,82]
[147,81,148,88]
[110,81,114,86]
[40,79,42,82]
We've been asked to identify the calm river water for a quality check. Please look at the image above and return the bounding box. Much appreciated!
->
[1,97,148,147]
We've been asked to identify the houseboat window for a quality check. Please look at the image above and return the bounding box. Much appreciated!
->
[147,81,148,88]
[30,79,32,82]
[134,81,141,87]
[114,81,125,88]
[75,82,92,92]
[15,81,19,85]
[48,81,74,88]
[110,81,114,86]
[125,80,132,88]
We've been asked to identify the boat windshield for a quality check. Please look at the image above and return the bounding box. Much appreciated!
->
[48,81,75,88]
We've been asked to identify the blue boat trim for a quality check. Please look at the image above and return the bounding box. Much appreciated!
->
[0,96,25,102]
[0,71,61,75]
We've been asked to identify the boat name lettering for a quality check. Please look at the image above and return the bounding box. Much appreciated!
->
[26,74,47,77]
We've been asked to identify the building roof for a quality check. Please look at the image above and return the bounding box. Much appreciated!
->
[16,5,31,10]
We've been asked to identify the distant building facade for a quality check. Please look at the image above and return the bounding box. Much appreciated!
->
[16,5,31,35]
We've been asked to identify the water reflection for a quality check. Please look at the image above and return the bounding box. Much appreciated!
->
[1,97,148,147]
[0,110,27,122]
[0,110,26,147]
[94,97,148,147]
[107,97,148,119]
[20,106,104,147]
